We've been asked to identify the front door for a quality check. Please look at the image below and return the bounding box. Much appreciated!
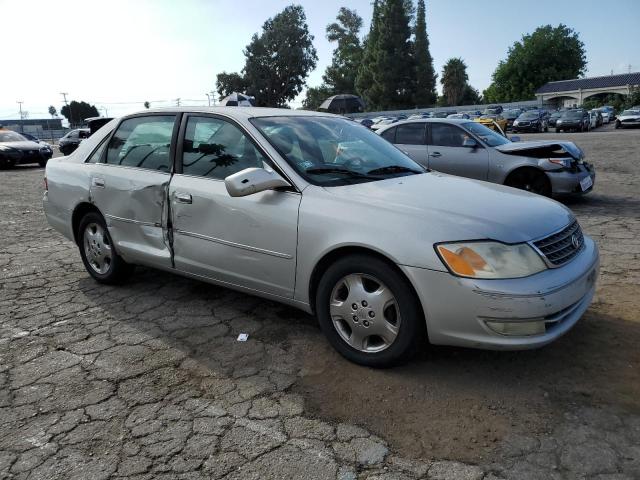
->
[89,114,177,268]
[169,114,300,298]
[426,122,489,180]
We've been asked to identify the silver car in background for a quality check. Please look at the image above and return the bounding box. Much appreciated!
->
[43,108,599,367]
[377,118,596,196]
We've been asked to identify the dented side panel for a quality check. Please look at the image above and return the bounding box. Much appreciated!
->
[88,164,172,268]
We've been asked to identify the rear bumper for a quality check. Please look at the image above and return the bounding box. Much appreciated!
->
[400,236,599,350]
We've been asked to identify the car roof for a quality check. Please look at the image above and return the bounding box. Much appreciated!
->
[123,106,339,121]
[375,118,471,132]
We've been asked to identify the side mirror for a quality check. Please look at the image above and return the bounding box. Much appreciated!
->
[462,137,478,148]
[510,136,521,142]
[225,167,291,197]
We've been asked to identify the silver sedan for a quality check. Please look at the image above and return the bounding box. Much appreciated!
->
[43,108,599,367]
[376,118,596,196]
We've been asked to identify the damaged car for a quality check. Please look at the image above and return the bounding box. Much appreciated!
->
[378,118,595,197]
[43,108,599,367]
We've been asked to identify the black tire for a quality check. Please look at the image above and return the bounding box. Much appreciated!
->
[78,212,134,284]
[504,168,552,197]
[38,158,48,168]
[0,157,15,169]
[544,123,549,132]
[315,254,425,368]
[615,121,620,129]
[555,128,562,133]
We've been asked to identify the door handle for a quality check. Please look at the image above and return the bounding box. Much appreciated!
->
[175,192,192,204]
[429,152,442,158]
[92,177,105,188]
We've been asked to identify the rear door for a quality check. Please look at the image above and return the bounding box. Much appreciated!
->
[394,122,428,166]
[169,114,300,298]
[89,114,178,268]
[426,122,489,180]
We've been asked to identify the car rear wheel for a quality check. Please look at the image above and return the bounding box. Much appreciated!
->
[315,254,425,367]
[505,168,552,197]
[78,212,134,284]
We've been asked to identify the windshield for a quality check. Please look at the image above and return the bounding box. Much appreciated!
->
[251,116,425,186]
[463,122,511,147]
[0,131,27,142]
[621,110,640,116]
[550,112,562,118]
[519,111,540,119]
[503,110,520,119]
[562,111,583,119]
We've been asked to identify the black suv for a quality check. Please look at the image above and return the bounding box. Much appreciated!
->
[58,128,90,155]
[512,110,549,133]
[555,110,591,133]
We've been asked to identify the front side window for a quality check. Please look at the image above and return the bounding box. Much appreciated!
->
[105,115,175,171]
[395,123,425,145]
[463,122,510,147]
[181,116,266,179]
[251,116,424,186]
[380,127,396,142]
[430,123,467,147]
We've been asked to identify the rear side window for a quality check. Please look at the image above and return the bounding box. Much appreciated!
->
[430,123,465,147]
[181,116,266,180]
[395,123,425,145]
[106,115,175,171]
[85,137,109,163]
[380,127,396,143]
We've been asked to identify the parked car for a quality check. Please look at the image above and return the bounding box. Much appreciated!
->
[0,129,53,168]
[59,128,90,155]
[408,113,432,120]
[512,110,549,133]
[555,110,591,132]
[502,109,522,131]
[597,109,611,124]
[447,113,470,119]
[432,111,456,118]
[588,111,599,129]
[483,105,503,115]
[43,108,599,367]
[474,114,507,132]
[358,118,374,129]
[614,109,640,129]
[548,111,563,128]
[377,118,595,197]
[19,132,55,151]
[600,105,616,120]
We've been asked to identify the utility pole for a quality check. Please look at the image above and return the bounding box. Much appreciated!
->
[175,98,181,107]
[17,101,24,132]
[205,93,211,106]
[210,91,216,106]
[60,92,71,127]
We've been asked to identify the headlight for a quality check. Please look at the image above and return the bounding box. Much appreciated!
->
[548,158,572,168]
[436,241,546,279]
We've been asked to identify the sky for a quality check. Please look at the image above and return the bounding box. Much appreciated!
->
[1,0,639,120]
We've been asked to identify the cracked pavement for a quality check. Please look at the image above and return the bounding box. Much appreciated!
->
[1,127,639,479]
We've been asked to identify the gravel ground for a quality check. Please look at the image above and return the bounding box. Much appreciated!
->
[1,126,639,479]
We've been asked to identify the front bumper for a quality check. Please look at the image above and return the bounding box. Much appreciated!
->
[546,163,595,195]
[400,235,599,350]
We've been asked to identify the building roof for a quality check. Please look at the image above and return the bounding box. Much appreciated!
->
[536,72,640,94]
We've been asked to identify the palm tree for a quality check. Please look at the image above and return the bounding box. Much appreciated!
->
[441,58,468,106]
[48,105,57,118]
[144,101,150,109]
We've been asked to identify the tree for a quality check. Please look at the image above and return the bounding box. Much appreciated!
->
[460,84,482,105]
[216,5,317,107]
[323,7,363,94]
[48,106,57,118]
[144,101,150,109]
[412,0,437,107]
[441,58,468,106]
[60,101,99,126]
[216,72,248,99]
[483,24,587,103]
[302,85,334,110]
[357,0,415,110]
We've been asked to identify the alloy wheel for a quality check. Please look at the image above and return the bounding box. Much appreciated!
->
[329,273,401,353]
[83,222,112,274]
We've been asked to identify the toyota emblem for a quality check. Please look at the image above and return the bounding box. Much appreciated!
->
[571,233,580,249]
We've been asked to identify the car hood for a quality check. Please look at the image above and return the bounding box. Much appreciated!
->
[323,172,574,244]
[618,114,640,121]
[495,140,583,160]
[0,140,42,151]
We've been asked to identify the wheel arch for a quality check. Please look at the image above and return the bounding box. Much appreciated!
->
[71,202,104,245]
[307,245,425,322]
[504,165,551,190]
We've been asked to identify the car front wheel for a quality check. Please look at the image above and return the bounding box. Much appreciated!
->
[505,168,552,197]
[78,212,134,284]
[315,254,425,367]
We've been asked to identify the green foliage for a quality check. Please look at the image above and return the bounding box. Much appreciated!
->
[302,85,334,110]
[461,84,482,105]
[483,24,587,103]
[412,0,437,107]
[581,88,640,112]
[48,106,57,118]
[323,7,363,93]
[143,101,150,109]
[357,0,415,110]
[440,58,468,106]
[60,101,99,126]
[215,5,317,108]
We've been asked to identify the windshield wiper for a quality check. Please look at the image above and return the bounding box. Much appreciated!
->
[366,165,424,175]
[305,167,376,179]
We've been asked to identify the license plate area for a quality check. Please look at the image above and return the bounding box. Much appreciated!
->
[580,176,593,191]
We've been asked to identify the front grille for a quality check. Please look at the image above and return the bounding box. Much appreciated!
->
[533,221,584,267]
[518,121,530,126]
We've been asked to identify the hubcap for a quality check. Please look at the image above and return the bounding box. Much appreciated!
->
[83,223,112,274]
[329,273,401,353]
